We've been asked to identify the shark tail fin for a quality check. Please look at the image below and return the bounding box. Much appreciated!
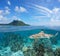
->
[55,32,58,37]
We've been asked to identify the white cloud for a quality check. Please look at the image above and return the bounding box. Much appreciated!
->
[20,7,27,12]
[0,15,11,24]
[34,4,52,13]
[0,10,3,15]
[0,9,10,16]
[28,4,60,26]
[4,6,10,15]
[33,16,48,19]
[0,6,10,15]
[0,15,3,20]
[0,7,11,24]
[0,6,22,24]
[15,6,27,13]
[12,16,21,21]
[0,15,22,24]
[15,6,19,12]
[51,7,60,21]
[52,8,60,14]
[51,18,60,22]
[5,6,10,10]
[29,4,52,17]
[5,9,10,15]
[8,1,11,5]
[48,21,60,26]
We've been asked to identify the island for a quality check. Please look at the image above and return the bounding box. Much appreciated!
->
[0,20,29,26]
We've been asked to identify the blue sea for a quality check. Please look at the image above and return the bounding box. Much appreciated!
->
[0,26,60,56]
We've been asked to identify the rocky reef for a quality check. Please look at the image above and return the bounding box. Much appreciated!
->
[0,30,60,56]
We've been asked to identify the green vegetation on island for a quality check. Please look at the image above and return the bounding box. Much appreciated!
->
[0,20,29,26]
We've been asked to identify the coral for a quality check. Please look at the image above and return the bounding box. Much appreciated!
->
[55,48,60,56]
[23,48,36,56]
[10,41,22,52]
[0,30,59,56]
[11,50,24,56]
[33,39,45,56]
[0,33,24,52]
[0,47,12,56]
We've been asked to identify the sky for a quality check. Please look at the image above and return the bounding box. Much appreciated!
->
[0,0,60,26]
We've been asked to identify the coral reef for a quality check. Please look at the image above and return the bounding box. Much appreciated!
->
[0,47,12,56]
[11,50,24,56]
[0,33,24,52]
[0,30,60,56]
[55,48,60,56]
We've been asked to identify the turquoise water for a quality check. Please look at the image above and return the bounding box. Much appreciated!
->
[0,26,60,56]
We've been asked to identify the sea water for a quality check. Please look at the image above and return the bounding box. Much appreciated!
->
[0,26,60,56]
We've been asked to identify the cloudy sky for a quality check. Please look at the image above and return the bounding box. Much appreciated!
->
[0,0,60,26]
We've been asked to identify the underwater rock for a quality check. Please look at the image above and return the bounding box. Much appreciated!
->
[41,38,52,49]
[11,50,24,56]
[22,46,28,52]
[44,52,54,56]
[23,48,36,56]
[22,44,33,52]
[10,41,22,52]
[34,43,45,56]
[44,53,48,56]
[55,48,60,56]
[42,47,55,56]
[0,33,24,52]
[44,47,55,56]
[32,37,54,56]
[33,38,52,49]
[0,33,23,47]
[0,47,12,56]
[47,52,54,56]
[22,45,36,56]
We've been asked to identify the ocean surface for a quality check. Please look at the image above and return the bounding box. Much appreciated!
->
[0,26,60,56]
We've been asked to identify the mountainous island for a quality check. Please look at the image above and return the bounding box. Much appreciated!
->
[0,20,29,26]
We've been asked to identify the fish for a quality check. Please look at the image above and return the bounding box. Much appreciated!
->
[29,31,58,39]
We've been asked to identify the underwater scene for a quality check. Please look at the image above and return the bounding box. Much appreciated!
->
[0,0,60,56]
[0,26,60,56]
